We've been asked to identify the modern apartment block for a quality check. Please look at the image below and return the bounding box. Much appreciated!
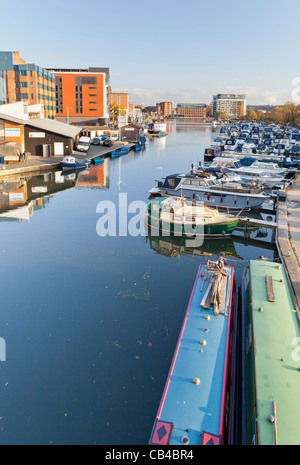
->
[47,67,110,125]
[212,94,246,118]
[156,101,173,117]
[109,92,129,111]
[0,51,56,119]
[176,103,207,118]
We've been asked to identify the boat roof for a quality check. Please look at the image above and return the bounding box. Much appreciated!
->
[150,263,235,445]
[248,260,300,445]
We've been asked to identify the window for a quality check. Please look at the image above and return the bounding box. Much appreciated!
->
[89,101,97,104]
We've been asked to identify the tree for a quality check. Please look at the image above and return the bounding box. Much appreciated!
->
[214,111,229,120]
[282,101,300,126]
[245,108,257,121]
[256,110,265,121]
[110,103,126,123]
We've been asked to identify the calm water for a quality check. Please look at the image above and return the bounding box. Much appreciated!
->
[0,122,275,445]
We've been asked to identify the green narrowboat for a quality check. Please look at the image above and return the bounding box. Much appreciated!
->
[147,196,239,237]
[240,260,300,445]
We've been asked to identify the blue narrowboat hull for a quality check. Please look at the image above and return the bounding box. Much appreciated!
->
[93,157,104,166]
[149,262,237,445]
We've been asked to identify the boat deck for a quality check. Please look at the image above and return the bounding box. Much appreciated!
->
[150,263,235,446]
[247,260,300,445]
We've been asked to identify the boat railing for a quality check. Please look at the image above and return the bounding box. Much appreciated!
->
[212,184,265,195]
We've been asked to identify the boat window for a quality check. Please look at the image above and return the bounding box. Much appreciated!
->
[183,179,191,185]
[191,180,199,186]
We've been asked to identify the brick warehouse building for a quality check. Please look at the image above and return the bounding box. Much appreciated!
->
[176,103,207,118]
[0,112,81,157]
[156,102,173,117]
[0,51,56,119]
[47,67,110,125]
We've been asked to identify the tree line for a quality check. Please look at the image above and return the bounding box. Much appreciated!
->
[209,102,300,126]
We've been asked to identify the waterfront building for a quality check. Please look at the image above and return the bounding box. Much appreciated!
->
[109,92,130,126]
[212,94,246,118]
[156,102,173,118]
[175,103,207,118]
[0,111,81,156]
[47,67,110,125]
[109,92,129,111]
[0,51,56,119]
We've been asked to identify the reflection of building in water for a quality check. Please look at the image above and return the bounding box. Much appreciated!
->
[0,202,33,221]
[76,157,110,189]
[0,169,79,221]
[175,122,211,132]
[0,177,28,210]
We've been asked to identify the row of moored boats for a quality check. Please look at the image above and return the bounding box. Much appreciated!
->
[147,121,299,237]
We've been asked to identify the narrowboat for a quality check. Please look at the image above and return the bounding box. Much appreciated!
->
[149,258,238,445]
[239,260,300,445]
[146,196,239,237]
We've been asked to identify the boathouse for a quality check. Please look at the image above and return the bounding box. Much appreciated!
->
[0,112,82,157]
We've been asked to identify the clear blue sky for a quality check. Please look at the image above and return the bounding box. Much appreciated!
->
[1,0,300,106]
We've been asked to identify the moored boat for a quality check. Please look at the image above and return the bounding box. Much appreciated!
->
[149,173,270,210]
[149,258,237,445]
[111,146,130,158]
[146,196,239,237]
[148,122,167,137]
[60,156,90,171]
[92,156,104,166]
[239,260,300,445]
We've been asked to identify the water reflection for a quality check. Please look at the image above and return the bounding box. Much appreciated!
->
[146,232,241,259]
[0,158,111,221]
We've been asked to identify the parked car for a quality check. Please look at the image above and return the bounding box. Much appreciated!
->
[103,138,112,147]
[76,136,90,152]
[100,135,109,140]
[91,137,100,145]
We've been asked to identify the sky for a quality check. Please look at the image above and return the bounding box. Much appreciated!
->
[1,0,300,106]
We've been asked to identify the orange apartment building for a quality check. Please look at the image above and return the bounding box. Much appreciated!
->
[49,68,110,125]
[156,101,173,117]
[109,92,129,111]
[0,51,56,119]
